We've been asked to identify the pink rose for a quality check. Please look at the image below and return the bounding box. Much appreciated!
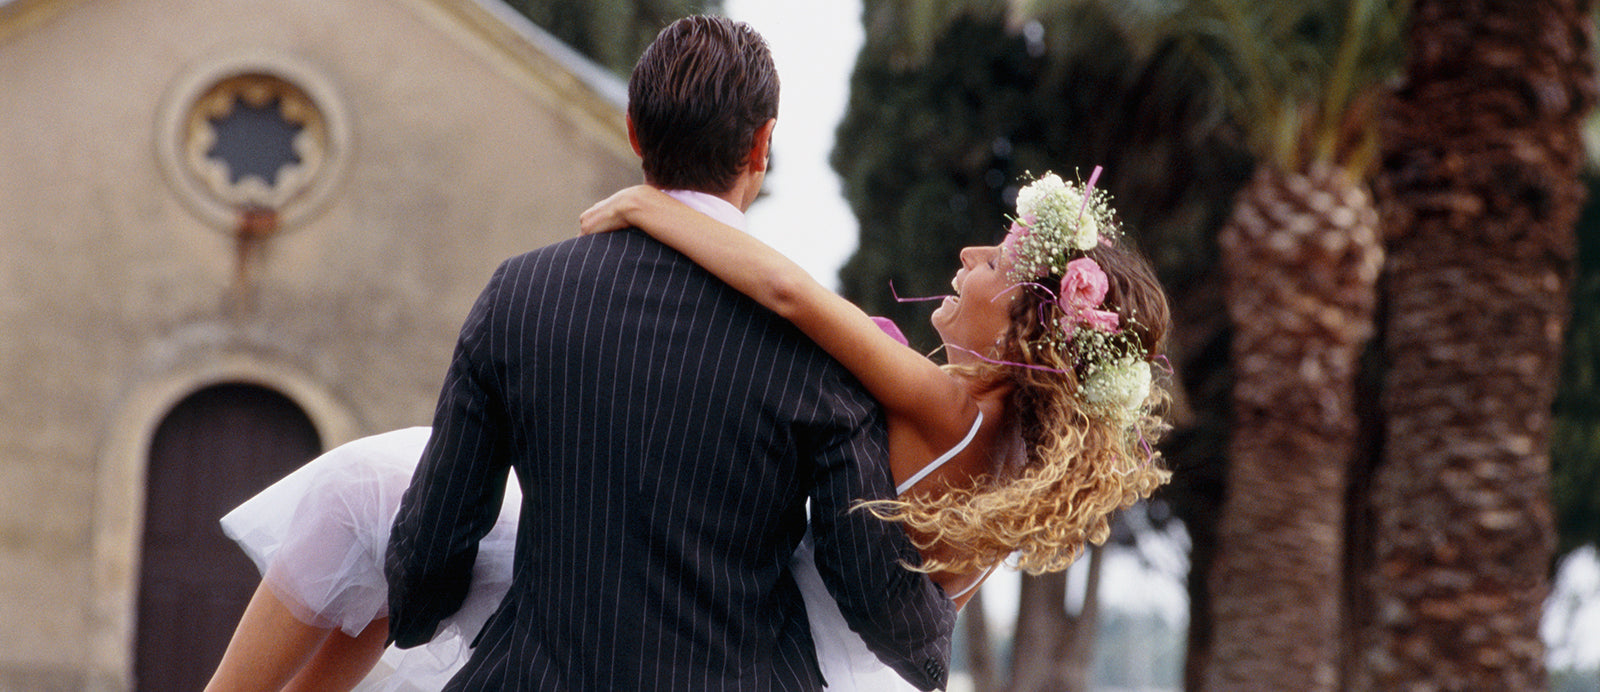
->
[1079,307,1122,332]
[1059,308,1120,334]
[1059,257,1109,311]
[1058,258,1120,333]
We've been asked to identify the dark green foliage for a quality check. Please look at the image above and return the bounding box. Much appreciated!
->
[832,12,1041,353]
[1168,0,1408,171]
[833,6,1252,351]
[1552,173,1600,557]
[504,0,721,76]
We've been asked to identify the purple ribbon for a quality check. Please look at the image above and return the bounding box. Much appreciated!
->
[889,281,951,303]
[1078,165,1102,222]
[945,344,1069,375]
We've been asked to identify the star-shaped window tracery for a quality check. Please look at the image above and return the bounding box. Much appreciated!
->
[205,95,304,187]
[181,74,327,212]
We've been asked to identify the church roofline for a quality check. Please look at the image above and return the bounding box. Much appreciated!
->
[406,0,634,159]
[463,0,627,110]
[1,0,636,159]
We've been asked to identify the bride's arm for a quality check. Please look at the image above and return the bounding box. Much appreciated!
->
[584,188,995,607]
[580,186,974,435]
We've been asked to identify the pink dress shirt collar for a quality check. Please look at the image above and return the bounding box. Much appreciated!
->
[662,189,748,232]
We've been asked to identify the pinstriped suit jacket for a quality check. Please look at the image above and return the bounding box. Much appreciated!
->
[385,230,956,691]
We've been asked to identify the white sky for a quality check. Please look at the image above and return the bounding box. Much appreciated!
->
[724,0,864,291]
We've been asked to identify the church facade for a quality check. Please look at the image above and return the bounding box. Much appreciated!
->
[0,0,639,687]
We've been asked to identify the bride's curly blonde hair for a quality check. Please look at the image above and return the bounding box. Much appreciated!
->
[859,239,1173,575]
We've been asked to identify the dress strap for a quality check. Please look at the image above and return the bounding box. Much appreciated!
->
[949,563,997,600]
[895,411,984,497]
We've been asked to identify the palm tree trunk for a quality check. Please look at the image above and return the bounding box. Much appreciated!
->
[963,590,998,692]
[1206,162,1384,692]
[1062,543,1102,689]
[1360,0,1596,689]
[1008,544,1103,692]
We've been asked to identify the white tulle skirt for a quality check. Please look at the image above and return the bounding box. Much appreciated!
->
[221,427,921,691]
[219,427,520,690]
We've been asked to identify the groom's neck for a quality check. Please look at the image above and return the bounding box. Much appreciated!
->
[705,187,748,212]
[723,168,764,212]
[645,166,762,213]
[667,184,752,213]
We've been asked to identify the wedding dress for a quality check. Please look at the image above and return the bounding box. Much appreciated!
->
[791,411,985,691]
[220,428,518,691]
[221,417,983,691]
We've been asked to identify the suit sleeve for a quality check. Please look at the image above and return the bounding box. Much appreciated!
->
[385,262,512,648]
[805,371,957,691]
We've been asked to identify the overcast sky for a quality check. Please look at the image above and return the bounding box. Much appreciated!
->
[724,0,865,291]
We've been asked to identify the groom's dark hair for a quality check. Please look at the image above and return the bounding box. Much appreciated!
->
[628,15,779,194]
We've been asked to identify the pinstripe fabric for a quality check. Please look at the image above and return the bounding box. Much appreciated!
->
[385,230,955,691]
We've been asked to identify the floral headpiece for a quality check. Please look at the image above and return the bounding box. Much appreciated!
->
[998,168,1153,418]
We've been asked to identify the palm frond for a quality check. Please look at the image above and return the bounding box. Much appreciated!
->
[1154,0,1408,171]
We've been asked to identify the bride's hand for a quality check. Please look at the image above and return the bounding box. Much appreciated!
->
[579,185,659,236]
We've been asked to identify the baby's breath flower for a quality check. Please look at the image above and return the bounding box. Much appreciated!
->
[1004,171,1120,284]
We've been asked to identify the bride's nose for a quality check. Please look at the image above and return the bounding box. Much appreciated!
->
[959,246,983,268]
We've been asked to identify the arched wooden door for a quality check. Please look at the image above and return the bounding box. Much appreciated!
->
[135,383,322,691]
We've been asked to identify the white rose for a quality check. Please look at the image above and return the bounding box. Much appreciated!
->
[1016,172,1066,220]
[1084,357,1152,414]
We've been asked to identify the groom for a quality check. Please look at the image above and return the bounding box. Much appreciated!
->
[384,15,955,691]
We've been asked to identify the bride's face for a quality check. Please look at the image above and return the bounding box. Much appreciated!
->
[932,245,1016,362]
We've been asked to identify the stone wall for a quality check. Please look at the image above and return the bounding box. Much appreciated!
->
[0,0,638,686]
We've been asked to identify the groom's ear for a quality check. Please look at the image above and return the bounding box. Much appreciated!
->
[627,116,644,158]
[748,119,776,173]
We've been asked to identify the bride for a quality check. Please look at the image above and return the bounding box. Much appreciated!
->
[205,171,1172,691]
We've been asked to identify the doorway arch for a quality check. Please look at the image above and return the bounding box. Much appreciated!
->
[133,382,322,690]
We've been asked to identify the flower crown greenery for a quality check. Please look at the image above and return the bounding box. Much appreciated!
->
[999,169,1153,418]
